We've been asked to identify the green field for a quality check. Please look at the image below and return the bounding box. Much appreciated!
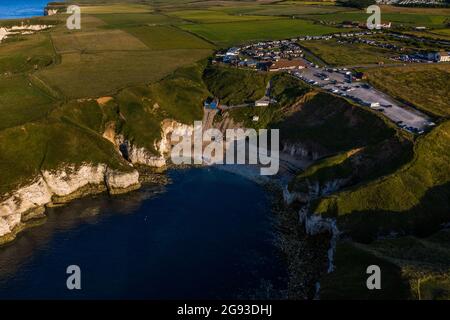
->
[94,13,179,28]
[35,49,211,99]
[300,39,398,66]
[124,25,215,50]
[303,11,449,28]
[0,75,56,130]
[168,9,282,23]
[181,19,340,46]
[214,3,354,16]
[0,33,55,74]
[51,29,149,52]
[365,64,450,117]
[80,3,153,14]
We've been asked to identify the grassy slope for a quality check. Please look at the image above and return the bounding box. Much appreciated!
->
[0,33,55,74]
[227,73,312,129]
[203,65,271,105]
[276,92,395,151]
[321,229,450,300]
[0,74,56,130]
[303,10,449,28]
[117,61,209,153]
[313,120,450,241]
[320,241,411,300]
[365,64,450,117]
[297,135,411,183]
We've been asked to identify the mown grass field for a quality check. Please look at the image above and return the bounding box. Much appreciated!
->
[214,3,355,16]
[168,9,282,23]
[0,33,55,74]
[94,13,178,28]
[124,25,215,50]
[303,11,449,28]
[0,75,56,130]
[80,3,153,14]
[51,29,149,52]
[33,11,214,98]
[364,64,450,117]
[35,49,211,99]
[300,39,398,66]
[181,19,340,46]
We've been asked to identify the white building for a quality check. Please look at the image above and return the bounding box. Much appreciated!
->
[438,52,450,62]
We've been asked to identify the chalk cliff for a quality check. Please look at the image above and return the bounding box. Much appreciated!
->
[0,119,194,244]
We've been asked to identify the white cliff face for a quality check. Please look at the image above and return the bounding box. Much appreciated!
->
[158,119,194,155]
[0,177,51,237]
[0,25,53,43]
[0,163,141,240]
[298,205,339,274]
[127,144,166,167]
[42,164,107,197]
[105,168,140,194]
[113,119,194,167]
[0,177,52,219]
[0,214,21,238]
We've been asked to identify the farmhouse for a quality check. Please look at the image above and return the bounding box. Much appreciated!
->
[269,59,306,72]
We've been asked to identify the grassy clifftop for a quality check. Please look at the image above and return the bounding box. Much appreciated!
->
[203,65,271,105]
[321,229,450,300]
[313,120,450,241]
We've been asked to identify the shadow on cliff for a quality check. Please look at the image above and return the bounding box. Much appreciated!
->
[333,181,450,243]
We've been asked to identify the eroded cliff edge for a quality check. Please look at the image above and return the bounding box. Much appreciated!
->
[0,119,193,245]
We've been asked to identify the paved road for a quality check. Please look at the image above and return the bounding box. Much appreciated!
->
[291,60,433,133]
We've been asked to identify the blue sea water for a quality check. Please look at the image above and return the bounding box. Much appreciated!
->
[0,168,287,299]
[0,0,49,20]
